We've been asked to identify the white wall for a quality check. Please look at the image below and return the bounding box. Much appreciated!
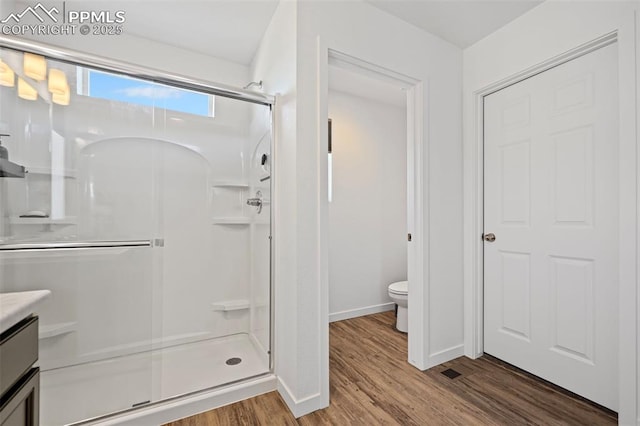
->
[248,0,301,415]
[328,89,406,322]
[0,0,15,20]
[271,0,463,416]
[462,2,639,424]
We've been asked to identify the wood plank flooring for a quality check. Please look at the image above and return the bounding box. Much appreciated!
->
[166,311,616,425]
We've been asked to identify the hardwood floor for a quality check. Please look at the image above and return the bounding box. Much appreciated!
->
[166,311,616,425]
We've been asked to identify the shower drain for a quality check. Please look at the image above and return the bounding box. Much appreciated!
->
[226,357,242,366]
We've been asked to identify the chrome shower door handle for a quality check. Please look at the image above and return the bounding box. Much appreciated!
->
[247,197,263,214]
[247,190,264,214]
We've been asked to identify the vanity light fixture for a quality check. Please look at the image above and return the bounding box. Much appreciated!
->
[17,78,37,100]
[52,88,70,106]
[49,68,70,105]
[48,68,68,95]
[23,53,46,81]
[0,61,14,87]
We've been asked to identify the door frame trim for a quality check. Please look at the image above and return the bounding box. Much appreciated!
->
[464,29,638,419]
[466,29,617,359]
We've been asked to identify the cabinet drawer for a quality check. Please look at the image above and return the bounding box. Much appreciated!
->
[0,317,38,398]
[0,368,39,426]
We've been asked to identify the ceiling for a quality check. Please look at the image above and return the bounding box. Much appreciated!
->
[117,0,280,65]
[15,0,542,64]
[366,0,544,48]
[117,1,544,59]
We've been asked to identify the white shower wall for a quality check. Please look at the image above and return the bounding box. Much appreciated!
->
[328,89,407,321]
[0,67,268,376]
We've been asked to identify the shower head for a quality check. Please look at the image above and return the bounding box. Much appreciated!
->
[243,80,263,90]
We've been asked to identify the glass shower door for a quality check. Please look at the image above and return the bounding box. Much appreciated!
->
[0,46,157,425]
[0,43,272,425]
[146,93,273,402]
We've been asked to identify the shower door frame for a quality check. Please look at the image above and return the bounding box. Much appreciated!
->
[0,37,274,106]
[0,35,276,420]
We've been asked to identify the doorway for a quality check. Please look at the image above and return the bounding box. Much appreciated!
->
[482,43,618,410]
[327,60,408,324]
[324,50,424,364]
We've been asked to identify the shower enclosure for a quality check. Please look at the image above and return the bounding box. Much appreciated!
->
[0,39,273,425]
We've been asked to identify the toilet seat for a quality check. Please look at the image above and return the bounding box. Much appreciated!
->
[388,280,408,295]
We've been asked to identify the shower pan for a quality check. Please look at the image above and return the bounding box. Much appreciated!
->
[0,38,274,425]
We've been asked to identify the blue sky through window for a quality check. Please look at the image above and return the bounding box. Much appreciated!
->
[87,70,212,117]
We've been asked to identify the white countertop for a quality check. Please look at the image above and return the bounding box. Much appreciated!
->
[0,290,51,334]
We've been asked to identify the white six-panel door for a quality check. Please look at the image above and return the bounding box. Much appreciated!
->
[483,43,618,410]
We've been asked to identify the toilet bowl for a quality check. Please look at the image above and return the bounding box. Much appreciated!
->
[388,280,408,333]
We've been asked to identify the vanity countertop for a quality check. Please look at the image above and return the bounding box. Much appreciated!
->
[0,290,51,334]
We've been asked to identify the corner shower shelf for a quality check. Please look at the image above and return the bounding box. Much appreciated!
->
[9,216,77,226]
[211,181,249,188]
[39,321,77,339]
[0,158,25,178]
[25,167,77,179]
[211,300,250,312]
[211,217,251,225]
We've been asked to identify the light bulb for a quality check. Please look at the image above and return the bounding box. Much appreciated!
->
[0,60,14,87]
[48,68,68,94]
[23,53,46,81]
[52,87,70,106]
[18,78,37,100]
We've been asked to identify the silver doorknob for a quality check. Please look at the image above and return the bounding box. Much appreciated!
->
[483,233,496,242]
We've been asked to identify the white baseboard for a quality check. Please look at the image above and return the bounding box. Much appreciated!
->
[329,302,395,323]
[277,377,328,418]
[94,375,277,426]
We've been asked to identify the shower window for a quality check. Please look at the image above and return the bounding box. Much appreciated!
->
[0,44,272,425]
[80,69,215,117]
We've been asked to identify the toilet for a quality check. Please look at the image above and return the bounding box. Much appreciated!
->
[388,280,408,333]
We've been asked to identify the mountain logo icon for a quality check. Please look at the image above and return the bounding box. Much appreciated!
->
[1,3,60,24]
